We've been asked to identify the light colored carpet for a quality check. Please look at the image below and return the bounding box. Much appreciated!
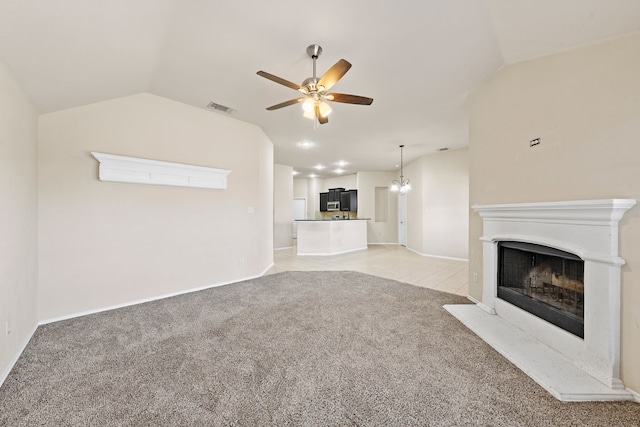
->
[1,271,639,426]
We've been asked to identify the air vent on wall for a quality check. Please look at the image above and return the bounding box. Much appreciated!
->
[206,101,234,114]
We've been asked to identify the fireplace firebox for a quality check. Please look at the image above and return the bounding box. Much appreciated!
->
[497,242,584,338]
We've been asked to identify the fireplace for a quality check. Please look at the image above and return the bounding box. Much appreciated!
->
[497,242,584,338]
[445,199,636,401]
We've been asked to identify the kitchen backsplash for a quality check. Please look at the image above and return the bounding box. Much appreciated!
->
[316,211,358,220]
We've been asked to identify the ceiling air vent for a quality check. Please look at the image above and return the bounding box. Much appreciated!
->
[206,101,234,114]
[437,147,449,151]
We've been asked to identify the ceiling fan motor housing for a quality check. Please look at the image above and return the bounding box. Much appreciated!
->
[306,44,322,58]
[301,77,322,94]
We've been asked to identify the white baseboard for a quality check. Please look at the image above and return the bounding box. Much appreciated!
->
[260,262,275,276]
[367,242,401,245]
[466,294,481,305]
[297,246,368,256]
[0,322,38,389]
[40,267,274,325]
[627,386,640,403]
[406,246,468,262]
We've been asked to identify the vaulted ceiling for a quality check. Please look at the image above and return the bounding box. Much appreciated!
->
[1,0,639,178]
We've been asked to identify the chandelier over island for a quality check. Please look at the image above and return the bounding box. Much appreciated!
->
[390,144,411,193]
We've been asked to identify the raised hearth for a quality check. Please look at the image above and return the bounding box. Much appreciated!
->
[446,199,636,401]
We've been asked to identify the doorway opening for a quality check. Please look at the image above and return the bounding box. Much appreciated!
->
[292,197,307,239]
[398,192,407,246]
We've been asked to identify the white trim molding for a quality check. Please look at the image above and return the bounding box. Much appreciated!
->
[0,323,38,389]
[40,264,275,326]
[91,152,231,189]
[405,246,469,262]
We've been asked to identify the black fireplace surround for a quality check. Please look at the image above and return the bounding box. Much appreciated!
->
[497,241,584,338]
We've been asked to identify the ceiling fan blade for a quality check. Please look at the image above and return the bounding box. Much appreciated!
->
[326,93,374,105]
[257,71,302,91]
[315,104,329,125]
[266,98,304,111]
[317,59,351,92]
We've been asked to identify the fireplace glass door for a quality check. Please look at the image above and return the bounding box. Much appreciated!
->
[497,241,584,338]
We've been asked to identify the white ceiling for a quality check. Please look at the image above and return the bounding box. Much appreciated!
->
[1,0,639,178]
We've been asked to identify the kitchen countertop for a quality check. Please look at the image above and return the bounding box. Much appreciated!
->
[295,218,370,221]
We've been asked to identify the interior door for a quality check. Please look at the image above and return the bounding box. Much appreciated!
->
[292,197,307,238]
[398,192,407,247]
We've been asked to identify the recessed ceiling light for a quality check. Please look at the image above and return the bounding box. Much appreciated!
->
[298,141,314,149]
[334,169,344,174]
[336,160,348,167]
[308,174,317,178]
[292,170,299,175]
[314,164,325,170]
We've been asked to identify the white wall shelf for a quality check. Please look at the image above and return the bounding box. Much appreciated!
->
[91,152,231,190]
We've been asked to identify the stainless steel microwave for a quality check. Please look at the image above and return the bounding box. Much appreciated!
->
[327,201,340,211]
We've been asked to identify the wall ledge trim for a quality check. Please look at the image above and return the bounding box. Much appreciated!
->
[91,152,231,189]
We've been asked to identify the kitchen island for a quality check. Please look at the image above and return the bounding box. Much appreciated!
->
[295,219,369,256]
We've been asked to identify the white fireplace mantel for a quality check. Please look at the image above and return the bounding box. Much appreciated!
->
[446,199,636,402]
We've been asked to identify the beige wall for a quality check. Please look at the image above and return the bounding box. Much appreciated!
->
[38,93,274,321]
[357,171,399,244]
[293,178,308,199]
[323,174,357,192]
[398,149,469,259]
[468,33,640,392]
[403,160,424,251]
[0,63,39,383]
[306,178,324,219]
[274,163,293,249]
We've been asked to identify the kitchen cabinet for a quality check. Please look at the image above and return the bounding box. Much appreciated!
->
[319,192,328,212]
[328,188,345,202]
[340,190,358,212]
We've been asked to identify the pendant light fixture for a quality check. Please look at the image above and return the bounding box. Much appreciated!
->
[390,144,411,193]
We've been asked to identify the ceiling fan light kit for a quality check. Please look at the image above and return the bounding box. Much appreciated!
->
[257,44,373,125]
[302,97,315,113]
[318,101,332,118]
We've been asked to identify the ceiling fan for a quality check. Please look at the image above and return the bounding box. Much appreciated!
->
[257,44,373,125]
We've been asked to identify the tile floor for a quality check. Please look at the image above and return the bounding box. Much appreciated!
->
[267,243,469,296]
